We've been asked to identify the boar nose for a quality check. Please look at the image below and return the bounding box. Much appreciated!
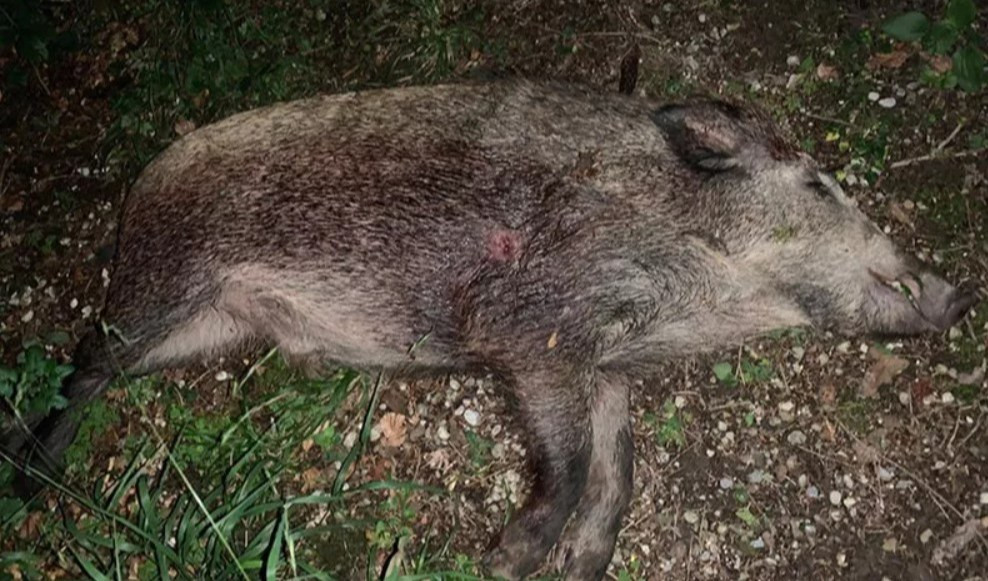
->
[932,287,979,330]
[915,272,980,331]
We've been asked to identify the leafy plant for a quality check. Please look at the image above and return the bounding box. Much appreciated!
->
[882,0,985,91]
[0,345,72,418]
[643,400,688,449]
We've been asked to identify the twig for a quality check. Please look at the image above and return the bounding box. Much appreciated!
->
[936,121,965,152]
[804,112,852,127]
[889,148,986,169]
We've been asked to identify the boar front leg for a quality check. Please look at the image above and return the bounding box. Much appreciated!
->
[554,372,633,580]
[483,366,593,580]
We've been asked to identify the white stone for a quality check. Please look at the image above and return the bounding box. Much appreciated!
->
[464,409,481,427]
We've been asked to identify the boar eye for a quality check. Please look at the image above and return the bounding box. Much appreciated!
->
[807,180,832,199]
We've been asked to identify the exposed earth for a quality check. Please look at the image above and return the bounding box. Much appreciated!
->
[1,1,986,580]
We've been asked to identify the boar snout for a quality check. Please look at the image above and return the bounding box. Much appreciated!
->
[869,267,979,334]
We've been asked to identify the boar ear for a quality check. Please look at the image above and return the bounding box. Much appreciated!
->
[651,101,747,172]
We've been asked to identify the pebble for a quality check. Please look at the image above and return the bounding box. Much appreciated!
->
[684,510,699,524]
[878,467,894,481]
[463,409,480,427]
[941,392,955,405]
[948,326,963,340]
[829,491,843,506]
[807,485,820,499]
[491,443,505,459]
[898,391,911,406]
[878,97,896,108]
[748,470,767,484]
[920,528,934,544]
[779,401,795,413]
[750,537,765,549]
[787,430,807,445]
[867,91,880,102]
[786,55,800,67]
[980,492,988,505]
[437,425,450,441]
[842,496,857,509]
[837,341,851,354]
[719,477,734,490]
[20,310,33,323]
[674,395,687,408]
[214,370,230,381]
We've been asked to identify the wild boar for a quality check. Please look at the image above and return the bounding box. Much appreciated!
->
[2,80,978,580]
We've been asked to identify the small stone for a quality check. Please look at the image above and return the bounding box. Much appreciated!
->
[829,491,843,506]
[807,485,820,499]
[941,392,955,405]
[779,401,795,413]
[948,326,963,340]
[786,55,801,68]
[449,378,461,391]
[70,298,79,309]
[837,552,847,567]
[882,537,898,552]
[492,443,505,459]
[684,510,699,524]
[20,310,33,323]
[980,492,988,505]
[719,477,734,490]
[920,528,934,544]
[867,91,880,102]
[898,391,911,406]
[878,97,896,108]
[843,496,857,509]
[787,430,807,445]
[837,341,851,354]
[750,537,765,549]
[214,370,230,381]
[748,470,767,484]
[437,425,450,441]
[463,409,481,427]
[698,13,707,23]
[878,467,894,481]
[674,395,687,408]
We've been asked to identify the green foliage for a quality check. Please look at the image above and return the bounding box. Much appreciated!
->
[713,357,775,387]
[882,0,985,92]
[464,430,493,469]
[643,400,688,449]
[0,345,72,418]
[0,0,55,63]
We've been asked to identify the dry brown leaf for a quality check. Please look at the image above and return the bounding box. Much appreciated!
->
[819,382,838,409]
[174,119,196,137]
[300,467,322,492]
[867,50,910,70]
[822,418,837,443]
[861,350,909,398]
[852,439,880,464]
[888,201,915,229]
[426,449,450,471]
[816,63,839,81]
[378,412,407,448]
[925,53,953,74]
[911,377,934,406]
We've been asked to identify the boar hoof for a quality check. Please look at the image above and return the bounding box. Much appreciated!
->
[482,537,543,581]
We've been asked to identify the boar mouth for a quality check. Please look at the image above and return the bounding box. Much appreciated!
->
[868,268,979,333]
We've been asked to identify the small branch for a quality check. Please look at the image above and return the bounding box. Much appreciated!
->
[889,148,986,169]
[804,111,852,127]
[935,121,965,152]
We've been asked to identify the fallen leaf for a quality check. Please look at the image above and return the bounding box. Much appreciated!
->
[300,467,322,492]
[547,331,559,349]
[852,439,880,464]
[822,418,837,443]
[910,377,934,407]
[888,201,915,229]
[861,351,909,398]
[819,382,838,409]
[174,118,196,136]
[932,518,985,565]
[378,412,407,448]
[426,449,450,471]
[816,63,839,81]
[867,50,911,70]
[924,53,953,74]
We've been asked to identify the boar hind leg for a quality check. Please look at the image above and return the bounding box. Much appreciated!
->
[484,367,593,580]
[554,373,633,581]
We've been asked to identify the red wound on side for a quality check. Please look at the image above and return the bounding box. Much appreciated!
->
[486,229,523,262]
